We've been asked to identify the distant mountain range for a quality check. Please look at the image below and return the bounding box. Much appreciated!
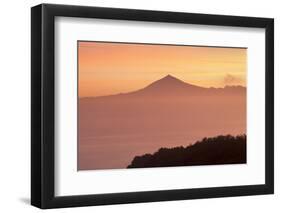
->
[82,75,246,100]
[78,75,246,170]
[132,74,245,95]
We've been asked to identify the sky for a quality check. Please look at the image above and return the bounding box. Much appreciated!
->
[78,41,247,97]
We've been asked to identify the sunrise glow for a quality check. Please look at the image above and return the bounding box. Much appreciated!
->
[78,41,247,97]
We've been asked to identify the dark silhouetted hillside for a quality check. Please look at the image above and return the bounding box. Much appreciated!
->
[127,135,246,168]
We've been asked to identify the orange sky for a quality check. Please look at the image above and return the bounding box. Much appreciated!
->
[78,41,247,97]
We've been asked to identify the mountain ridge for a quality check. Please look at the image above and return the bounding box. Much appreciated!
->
[81,74,246,99]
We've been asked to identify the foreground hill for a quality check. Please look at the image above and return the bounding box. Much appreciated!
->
[127,135,246,168]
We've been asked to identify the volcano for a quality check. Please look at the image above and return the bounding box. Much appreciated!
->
[84,75,245,101]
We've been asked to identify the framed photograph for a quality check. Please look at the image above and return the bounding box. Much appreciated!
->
[31,4,274,209]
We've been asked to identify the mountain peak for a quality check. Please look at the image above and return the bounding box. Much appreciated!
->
[164,74,175,78]
[162,74,179,80]
[158,74,184,83]
[140,74,203,93]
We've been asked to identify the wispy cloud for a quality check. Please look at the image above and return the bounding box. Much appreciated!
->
[224,74,243,86]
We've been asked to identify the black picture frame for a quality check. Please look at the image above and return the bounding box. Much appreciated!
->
[31,3,274,209]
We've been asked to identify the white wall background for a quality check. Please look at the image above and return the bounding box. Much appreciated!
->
[0,0,279,212]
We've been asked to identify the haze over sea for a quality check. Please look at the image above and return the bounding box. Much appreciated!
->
[78,75,246,170]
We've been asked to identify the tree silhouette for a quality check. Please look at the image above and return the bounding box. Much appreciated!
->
[127,134,246,168]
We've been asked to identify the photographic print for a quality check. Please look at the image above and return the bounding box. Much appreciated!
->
[78,41,247,170]
[31,4,274,208]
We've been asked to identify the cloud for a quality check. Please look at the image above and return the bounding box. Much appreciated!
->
[224,74,243,86]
